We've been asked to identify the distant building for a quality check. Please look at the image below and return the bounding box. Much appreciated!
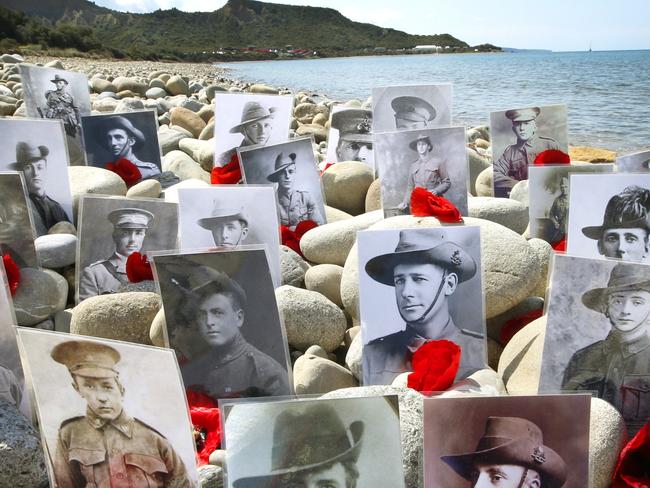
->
[414,45,442,51]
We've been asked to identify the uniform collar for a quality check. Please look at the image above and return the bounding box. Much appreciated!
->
[608,330,650,357]
[517,134,538,149]
[405,317,457,352]
[110,252,129,272]
[85,408,133,438]
[194,332,249,366]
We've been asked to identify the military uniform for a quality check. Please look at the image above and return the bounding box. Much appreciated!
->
[124,156,161,181]
[548,193,569,243]
[29,193,70,236]
[45,89,80,138]
[278,190,324,228]
[79,253,130,301]
[403,155,450,202]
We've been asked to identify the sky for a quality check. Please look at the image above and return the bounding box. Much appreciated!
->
[91,0,650,52]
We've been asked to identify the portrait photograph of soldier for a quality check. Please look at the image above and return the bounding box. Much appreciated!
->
[527,164,614,245]
[81,111,163,184]
[223,395,405,488]
[213,93,293,167]
[358,226,486,386]
[152,247,291,402]
[0,172,39,269]
[424,394,590,488]
[374,126,469,217]
[238,137,327,230]
[19,65,92,165]
[176,185,281,287]
[565,173,650,262]
[372,84,452,133]
[325,106,374,168]
[76,195,179,302]
[16,328,199,487]
[491,104,569,198]
[616,148,650,173]
[540,254,650,435]
[0,118,74,236]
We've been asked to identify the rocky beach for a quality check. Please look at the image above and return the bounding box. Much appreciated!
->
[0,53,627,488]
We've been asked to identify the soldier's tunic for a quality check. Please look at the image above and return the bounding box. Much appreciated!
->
[363,317,485,385]
[107,156,161,181]
[79,253,129,301]
[548,193,569,243]
[45,90,80,138]
[493,135,559,197]
[278,190,324,229]
[405,155,451,199]
[180,333,290,400]
[28,193,70,236]
[54,409,193,488]
[563,330,650,434]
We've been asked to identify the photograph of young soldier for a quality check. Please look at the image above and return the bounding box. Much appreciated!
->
[424,394,590,488]
[16,329,199,488]
[77,196,178,302]
[152,250,291,402]
[0,172,39,268]
[491,105,568,198]
[224,396,404,488]
[616,149,650,173]
[372,84,452,133]
[326,108,373,166]
[359,227,486,385]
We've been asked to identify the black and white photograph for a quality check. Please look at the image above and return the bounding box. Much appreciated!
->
[491,104,569,198]
[81,111,163,183]
[0,118,74,236]
[373,126,469,217]
[151,247,291,403]
[566,173,650,262]
[372,84,453,132]
[19,65,91,165]
[223,395,405,488]
[76,195,179,302]
[358,226,486,386]
[539,254,650,435]
[176,185,281,287]
[424,394,590,488]
[16,329,199,487]
[238,137,327,230]
[616,149,650,173]
[213,93,293,167]
[527,164,614,245]
[0,172,38,268]
[325,106,374,168]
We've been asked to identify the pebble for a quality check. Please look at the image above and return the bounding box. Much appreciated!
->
[13,268,68,326]
[249,83,278,94]
[68,166,127,214]
[93,97,119,112]
[34,233,77,268]
[91,78,117,93]
[162,150,210,182]
[0,53,24,63]
[115,97,145,112]
[295,123,328,143]
[113,76,147,95]
[197,464,224,488]
[589,398,628,488]
[344,332,362,380]
[468,196,529,234]
[324,205,353,222]
[569,146,616,163]
[48,220,77,235]
[467,148,491,196]
[486,296,544,344]
[178,137,213,171]
[527,238,552,298]
[159,128,188,154]
[149,308,167,347]
[293,354,358,394]
[344,325,360,347]
[321,162,375,215]
[509,179,529,207]
[126,178,162,198]
[304,264,344,307]
[54,308,73,333]
[475,166,494,197]
[497,315,546,393]
[170,106,206,137]
[145,86,167,99]
[199,120,215,140]
[279,245,310,287]
[165,75,189,96]
[364,178,382,212]
[208,449,226,467]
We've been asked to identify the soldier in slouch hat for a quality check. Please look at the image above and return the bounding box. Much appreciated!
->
[330,109,373,164]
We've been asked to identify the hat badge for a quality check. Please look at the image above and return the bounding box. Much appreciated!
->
[450,250,462,266]
[356,117,371,134]
[531,446,546,465]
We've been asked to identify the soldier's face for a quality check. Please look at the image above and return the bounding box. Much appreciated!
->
[471,463,540,488]
[513,120,537,141]
[336,140,372,163]
[210,219,248,247]
[23,159,47,197]
[606,290,650,336]
[195,293,243,348]
[284,462,348,488]
[278,165,296,191]
[55,81,66,90]
[242,119,272,146]
[598,228,649,261]
[74,376,124,421]
[106,128,135,158]
[560,177,569,195]
[113,228,146,256]
[416,140,431,156]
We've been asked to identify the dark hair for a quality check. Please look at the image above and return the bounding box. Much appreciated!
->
[605,185,650,222]
[280,460,359,488]
[193,279,246,311]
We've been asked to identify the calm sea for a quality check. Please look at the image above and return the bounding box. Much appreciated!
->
[217,50,650,153]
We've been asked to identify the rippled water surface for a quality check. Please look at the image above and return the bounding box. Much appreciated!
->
[218,50,650,153]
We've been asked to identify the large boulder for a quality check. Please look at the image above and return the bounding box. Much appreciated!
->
[34,233,77,268]
[293,354,358,394]
[170,106,206,138]
[589,398,628,488]
[68,166,127,214]
[365,178,382,212]
[162,150,210,183]
[497,315,546,394]
[13,268,67,326]
[468,196,529,234]
[279,245,310,287]
[321,162,374,215]
[165,75,189,96]
[304,264,343,307]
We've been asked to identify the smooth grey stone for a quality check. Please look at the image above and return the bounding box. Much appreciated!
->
[280,245,310,287]
[34,233,77,268]
[180,98,203,112]
[198,464,223,488]
[13,268,68,326]
[159,129,187,154]
[145,86,167,99]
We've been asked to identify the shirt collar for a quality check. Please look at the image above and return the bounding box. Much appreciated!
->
[85,408,133,438]
[608,330,650,357]
[405,317,457,352]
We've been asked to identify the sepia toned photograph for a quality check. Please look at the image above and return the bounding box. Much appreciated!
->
[16,328,199,487]
[223,395,405,488]
[151,247,291,403]
[325,106,374,168]
[373,126,469,217]
[238,136,327,230]
[566,173,650,262]
[490,104,569,198]
[372,84,453,133]
[424,394,591,488]
[540,254,650,435]
[76,195,179,302]
[176,185,281,287]
[358,226,486,385]
[81,111,162,183]
[528,164,614,245]
[0,118,74,236]
[213,93,293,167]
[0,172,39,268]
[616,149,650,173]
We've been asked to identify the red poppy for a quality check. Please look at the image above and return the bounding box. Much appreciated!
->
[2,254,20,296]
[125,252,153,283]
[407,340,461,394]
[499,309,544,345]
[211,154,242,185]
[410,187,463,223]
[320,162,335,175]
[280,220,318,258]
[612,420,650,487]
[552,238,567,252]
[533,149,570,166]
[186,390,221,466]
[105,158,142,187]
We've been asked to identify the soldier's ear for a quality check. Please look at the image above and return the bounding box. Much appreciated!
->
[235,308,244,328]
[444,272,458,295]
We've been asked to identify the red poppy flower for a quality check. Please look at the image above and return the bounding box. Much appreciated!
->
[533,149,570,166]
[612,420,650,487]
[410,187,463,223]
[320,162,335,175]
[2,254,20,296]
[407,339,461,394]
[106,158,142,187]
[499,309,544,345]
[125,252,153,283]
[552,238,567,252]
[211,153,242,184]
[280,220,318,258]
[187,390,221,466]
